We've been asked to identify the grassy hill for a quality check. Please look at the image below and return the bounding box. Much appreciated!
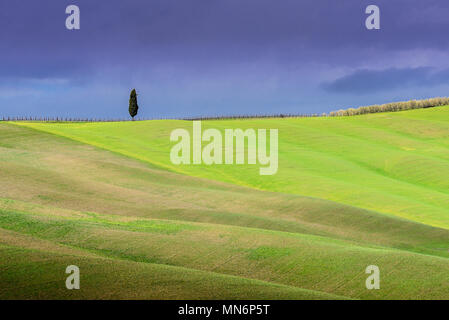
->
[18,106,449,229]
[0,106,448,299]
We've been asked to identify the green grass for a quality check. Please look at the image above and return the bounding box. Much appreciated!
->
[0,205,448,299]
[17,106,449,229]
[0,106,448,299]
[1,244,345,300]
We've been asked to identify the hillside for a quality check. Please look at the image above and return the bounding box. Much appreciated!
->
[0,106,448,299]
[18,106,449,229]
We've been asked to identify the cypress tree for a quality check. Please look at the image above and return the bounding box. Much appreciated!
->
[129,89,139,120]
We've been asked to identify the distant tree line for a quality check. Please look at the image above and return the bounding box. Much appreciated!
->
[184,113,325,121]
[1,97,447,122]
[329,97,449,117]
[0,117,155,122]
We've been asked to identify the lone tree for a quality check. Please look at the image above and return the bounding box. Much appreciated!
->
[129,89,139,120]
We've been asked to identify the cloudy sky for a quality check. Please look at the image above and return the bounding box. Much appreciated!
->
[1,0,449,118]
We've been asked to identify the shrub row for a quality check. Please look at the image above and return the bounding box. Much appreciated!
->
[2,97,448,122]
[329,97,449,117]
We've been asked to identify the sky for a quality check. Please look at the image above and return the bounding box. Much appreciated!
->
[1,0,449,119]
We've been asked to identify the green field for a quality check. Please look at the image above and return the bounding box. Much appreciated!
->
[0,106,448,299]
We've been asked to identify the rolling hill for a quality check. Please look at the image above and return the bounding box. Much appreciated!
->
[0,106,448,299]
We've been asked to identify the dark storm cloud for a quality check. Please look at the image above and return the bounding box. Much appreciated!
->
[323,68,449,94]
[0,60,87,82]
[1,0,449,117]
[2,0,449,66]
